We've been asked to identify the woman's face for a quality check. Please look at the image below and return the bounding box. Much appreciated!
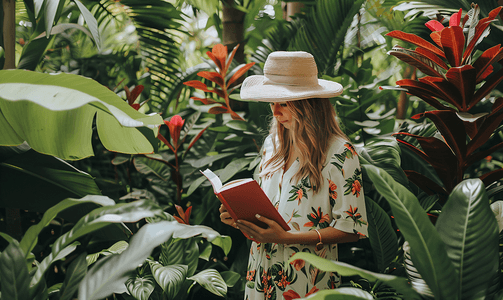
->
[270,102,293,129]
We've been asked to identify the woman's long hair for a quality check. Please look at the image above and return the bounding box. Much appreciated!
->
[259,98,348,193]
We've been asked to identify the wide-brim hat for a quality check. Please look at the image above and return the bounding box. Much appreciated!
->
[240,51,343,102]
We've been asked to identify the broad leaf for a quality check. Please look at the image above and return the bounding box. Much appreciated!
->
[59,253,88,300]
[210,235,232,256]
[220,271,240,288]
[386,30,445,58]
[365,197,397,272]
[445,66,476,110]
[188,269,227,297]
[78,221,220,300]
[288,252,419,299]
[125,275,156,300]
[19,195,114,258]
[0,149,102,212]
[149,262,187,299]
[0,70,162,160]
[301,288,373,299]
[388,46,446,77]
[363,164,458,300]
[440,26,464,67]
[436,179,499,299]
[0,241,30,300]
[160,238,199,277]
[30,200,163,290]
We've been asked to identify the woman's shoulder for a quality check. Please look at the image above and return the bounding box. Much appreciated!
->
[261,134,275,157]
[324,136,358,165]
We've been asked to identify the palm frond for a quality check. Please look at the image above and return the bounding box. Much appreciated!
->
[288,0,366,76]
[120,0,187,112]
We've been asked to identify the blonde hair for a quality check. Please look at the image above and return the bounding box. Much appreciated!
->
[259,98,348,193]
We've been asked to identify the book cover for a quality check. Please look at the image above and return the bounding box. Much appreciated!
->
[201,169,290,231]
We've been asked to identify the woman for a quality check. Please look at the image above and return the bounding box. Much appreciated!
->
[219,51,368,300]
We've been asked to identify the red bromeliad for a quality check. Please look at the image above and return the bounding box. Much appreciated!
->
[183,44,255,121]
[384,5,503,200]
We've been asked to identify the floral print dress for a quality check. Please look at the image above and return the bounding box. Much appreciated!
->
[244,135,368,300]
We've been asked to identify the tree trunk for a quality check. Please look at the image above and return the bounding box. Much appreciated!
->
[2,0,16,69]
[222,0,245,64]
[222,0,246,111]
[282,2,304,21]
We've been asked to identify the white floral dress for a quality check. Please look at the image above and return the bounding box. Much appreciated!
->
[244,135,368,300]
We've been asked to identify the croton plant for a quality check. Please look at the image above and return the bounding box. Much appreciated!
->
[385,5,503,201]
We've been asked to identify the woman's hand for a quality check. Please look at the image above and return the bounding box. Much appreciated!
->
[236,214,290,244]
[219,204,237,227]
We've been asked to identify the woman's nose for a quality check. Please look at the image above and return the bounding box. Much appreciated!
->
[272,104,282,116]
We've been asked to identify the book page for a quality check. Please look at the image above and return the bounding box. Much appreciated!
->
[221,178,254,191]
[201,169,222,193]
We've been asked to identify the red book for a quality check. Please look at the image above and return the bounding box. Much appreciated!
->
[201,169,290,233]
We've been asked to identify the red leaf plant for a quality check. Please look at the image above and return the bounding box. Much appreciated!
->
[124,85,147,111]
[155,114,208,204]
[173,204,192,225]
[183,44,255,121]
[385,5,503,201]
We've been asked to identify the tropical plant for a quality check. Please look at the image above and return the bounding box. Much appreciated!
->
[183,43,255,121]
[0,195,163,300]
[0,70,163,160]
[114,213,238,300]
[289,164,501,300]
[134,113,208,205]
[384,5,503,200]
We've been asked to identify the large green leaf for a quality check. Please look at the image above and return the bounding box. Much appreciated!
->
[59,252,88,300]
[0,241,31,300]
[187,269,227,297]
[288,252,419,299]
[0,147,102,211]
[301,288,374,299]
[160,238,199,277]
[19,195,114,258]
[78,221,221,300]
[30,200,163,290]
[0,70,162,160]
[149,262,187,299]
[436,179,500,299]
[365,197,398,272]
[125,275,156,300]
[363,164,458,300]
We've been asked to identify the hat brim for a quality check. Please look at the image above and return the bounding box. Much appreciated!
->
[239,75,343,102]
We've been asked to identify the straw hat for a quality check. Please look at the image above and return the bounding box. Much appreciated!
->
[240,51,343,102]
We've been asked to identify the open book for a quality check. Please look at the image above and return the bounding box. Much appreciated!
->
[201,169,290,232]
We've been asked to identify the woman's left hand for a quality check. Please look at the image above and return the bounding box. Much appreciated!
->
[236,214,290,244]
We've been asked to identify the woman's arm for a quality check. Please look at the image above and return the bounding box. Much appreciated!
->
[236,214,359,245]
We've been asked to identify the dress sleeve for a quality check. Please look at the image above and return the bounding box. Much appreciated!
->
[327,142,368,237]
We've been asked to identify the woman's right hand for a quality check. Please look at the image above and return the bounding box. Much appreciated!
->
[219,204,236,227]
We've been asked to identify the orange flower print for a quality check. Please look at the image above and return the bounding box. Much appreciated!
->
[246,270,256,281]
[290,259,305,271]
[345,143,358,158]
[303,207,330,229]
[345,205,367,226]
[351,179,361,197]
[344,169,363,197]
[328,179,337,206]
[288,182,307,205]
